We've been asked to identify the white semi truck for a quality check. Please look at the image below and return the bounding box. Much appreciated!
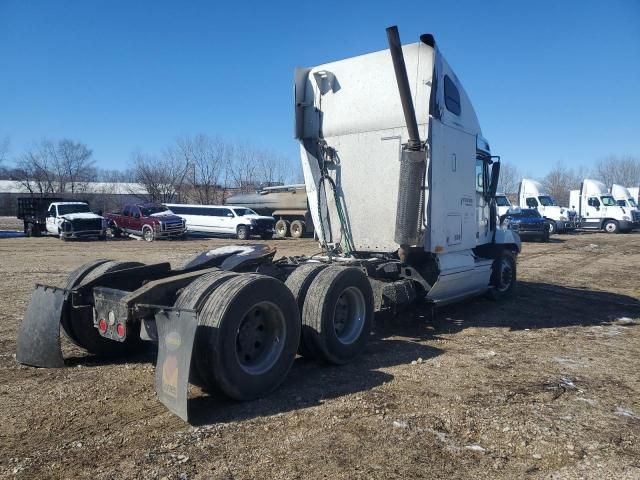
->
[518,178,576,234]
[569,179,637,233]
[17,26,520,421]
[495,194,513,217]
[611,184,640,216]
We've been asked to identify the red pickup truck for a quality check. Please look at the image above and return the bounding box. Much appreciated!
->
[105,203,186,241]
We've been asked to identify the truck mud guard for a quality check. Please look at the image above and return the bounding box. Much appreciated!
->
[154,308,198,422]
[16,284,66,368]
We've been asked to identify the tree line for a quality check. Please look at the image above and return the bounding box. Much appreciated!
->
[497,155,640,207]
[0,135,300,203]
[1,134,638,209]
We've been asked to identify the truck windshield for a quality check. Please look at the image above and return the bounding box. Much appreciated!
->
[538,196,556,206]
[233,208,257,216]
[629,198,637,208]
[495,197,510,207]
[600,196,616,206]
[141,205,170,216]
[57,204,91,215]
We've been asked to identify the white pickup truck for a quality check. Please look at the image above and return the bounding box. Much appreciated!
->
[17,197,106,239]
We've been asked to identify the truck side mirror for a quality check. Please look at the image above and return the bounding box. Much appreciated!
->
[488,162,500,199]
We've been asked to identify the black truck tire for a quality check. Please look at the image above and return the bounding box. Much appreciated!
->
[275,219,290,238]
[237,225,249,240]
[284,263,328,358]
[603,220,619,234]
[63,260,147,356]
[486,250,517,301]
[174,270,239,387]
[301,266,374,365]
[196,274,300,400]
[290,220,305,239]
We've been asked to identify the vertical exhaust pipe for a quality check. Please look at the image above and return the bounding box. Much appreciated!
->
[387,26,426,248]
[386,26,422,151]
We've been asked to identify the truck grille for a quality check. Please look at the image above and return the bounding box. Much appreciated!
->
[162,221,184,232]
[632,211,640,222]
[518,222,544,232]
[71,219,103,232]
[254,219,275,229]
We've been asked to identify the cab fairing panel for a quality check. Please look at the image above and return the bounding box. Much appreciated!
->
[297,40,487,254]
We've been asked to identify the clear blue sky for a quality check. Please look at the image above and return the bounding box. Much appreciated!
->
[1,0,639,178]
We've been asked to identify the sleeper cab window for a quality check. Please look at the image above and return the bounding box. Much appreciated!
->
[444,75,461,116]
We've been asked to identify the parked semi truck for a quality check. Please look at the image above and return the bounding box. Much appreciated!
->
[611,184,640,219]
[495,193,513,217]
[16,26,520,421]
[569,179,637,233]
[518,179,576,234]
[226,184,313,238]
[17,197,106,239]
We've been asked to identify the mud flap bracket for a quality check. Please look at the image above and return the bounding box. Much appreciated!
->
[154,308,198,422]
[16,284,66,368]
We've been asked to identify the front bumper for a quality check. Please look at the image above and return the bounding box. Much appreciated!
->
[61,229,105,239]
[618,220,638,231]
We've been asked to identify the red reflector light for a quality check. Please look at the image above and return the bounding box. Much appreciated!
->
[98,318,108,333]
[116,323,126,338]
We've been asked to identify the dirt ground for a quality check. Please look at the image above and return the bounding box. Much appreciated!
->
[0,217,638,479]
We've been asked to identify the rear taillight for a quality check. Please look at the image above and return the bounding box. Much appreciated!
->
[98,318,108,333]
[116,323,126,338]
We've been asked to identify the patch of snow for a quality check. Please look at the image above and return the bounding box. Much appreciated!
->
[464,444,486,453]
[206,246,255,257]
[392,420,408,429]
[150,210,175,217]
[615,407,636,418]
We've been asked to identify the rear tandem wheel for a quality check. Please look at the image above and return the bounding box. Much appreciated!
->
[61,260,147,356]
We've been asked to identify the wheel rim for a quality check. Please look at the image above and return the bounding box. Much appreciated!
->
[548,222,554,233]
[291,223,300,236]
[144,229,153,241]
[332,286,366,345]
[605,222,615,232]
[235,301,286,375]
[276,223,286,236]
[496,258,513,292]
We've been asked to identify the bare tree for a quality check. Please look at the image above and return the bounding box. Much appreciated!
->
[593,155,640,187]
[541,163,584,207]
[497,161,521,197]
[132,151,189,203]
[0,136,8,166]
[57,139,95,193]
[175,134,230,204]
[14,142,57,195]
[13,139,95,195]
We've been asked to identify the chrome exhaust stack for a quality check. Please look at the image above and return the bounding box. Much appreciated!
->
[386,26,427,248]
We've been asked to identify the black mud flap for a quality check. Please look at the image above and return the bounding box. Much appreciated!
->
[154,309,198,421]
[16,284,66,368]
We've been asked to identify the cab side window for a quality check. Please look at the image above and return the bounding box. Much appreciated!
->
[526,197,538,208]
[47,205,56,217]
[444,75,461,116]
[123,206,131,217]
[475,159,484,193]
[587,197,600,207]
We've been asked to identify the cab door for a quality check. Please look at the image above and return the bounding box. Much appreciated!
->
[129,206,143,234]
[45,205,58,234]
[120,205,132,232]
[217,208,236,233]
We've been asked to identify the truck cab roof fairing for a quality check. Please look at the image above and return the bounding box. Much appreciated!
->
[294,36,485,253]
